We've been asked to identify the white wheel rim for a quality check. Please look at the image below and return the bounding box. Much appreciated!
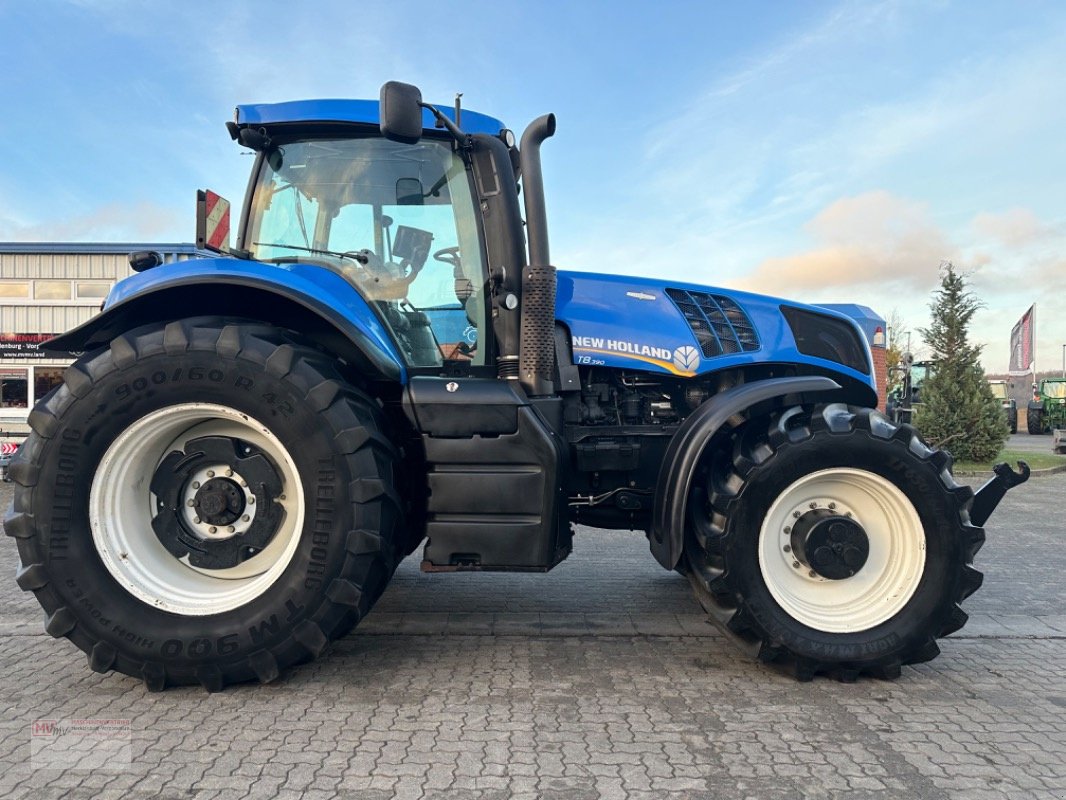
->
[758,468,925,633]
[89,403,305,616]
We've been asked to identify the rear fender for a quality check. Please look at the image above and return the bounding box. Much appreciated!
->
[649,376,842,569]
[45,258,406,382]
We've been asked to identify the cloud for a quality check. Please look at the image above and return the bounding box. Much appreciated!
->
[971,208,1057,248]
[0,201,184,242]
[736,191,954,294]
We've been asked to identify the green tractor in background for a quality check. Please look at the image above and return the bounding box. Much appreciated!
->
[987,380,1018,434]
[886,356,932,426]
[1027,378,1066,452]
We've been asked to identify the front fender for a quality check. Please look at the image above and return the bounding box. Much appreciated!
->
[45,258,406,382]
[649,376,841,570]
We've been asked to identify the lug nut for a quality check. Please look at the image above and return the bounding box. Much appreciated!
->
[792,561,801,569]
[240,479,248,487]
[828,502,837,510]
[209,526,217,534]
[809,502,817,509]
[248,497,255,505]
[192,481,200,490]
[242,515,250,522]
[186,499,196,507]
[193,517,201,524]
[793,511,802,519]
[808,570,817,578]
[228,526,235,533]
[279,494,286,501]
[784,526,791,534]
[207,470,215,478]
[783,545,791,553]
[225,468,233,477]
[845,512,853,518]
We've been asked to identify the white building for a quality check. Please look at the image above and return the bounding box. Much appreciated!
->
[0,242,200,433]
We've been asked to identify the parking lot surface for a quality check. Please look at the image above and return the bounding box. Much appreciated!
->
[1,473,1064,799]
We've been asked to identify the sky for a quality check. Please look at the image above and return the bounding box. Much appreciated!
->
[1,0,1064,373]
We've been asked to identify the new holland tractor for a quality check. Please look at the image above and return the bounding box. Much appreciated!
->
[5,82,1029,690]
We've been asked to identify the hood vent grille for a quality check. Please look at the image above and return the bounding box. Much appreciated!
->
[665,288,760,358]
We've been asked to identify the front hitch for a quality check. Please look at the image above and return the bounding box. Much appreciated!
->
[969,461,1030,527]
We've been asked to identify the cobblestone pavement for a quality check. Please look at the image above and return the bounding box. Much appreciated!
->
[2,475,1065,799]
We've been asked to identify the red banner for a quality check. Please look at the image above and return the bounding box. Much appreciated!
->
[1008,305,1034,376]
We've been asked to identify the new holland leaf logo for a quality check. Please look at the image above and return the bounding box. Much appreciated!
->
[673,346,700,372]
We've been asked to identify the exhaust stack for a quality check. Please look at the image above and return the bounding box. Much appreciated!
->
[518,114,557,396]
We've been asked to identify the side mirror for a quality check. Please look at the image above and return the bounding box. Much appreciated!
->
[380,81,423,144]
[196,189,231,253]
[128,250,163,273]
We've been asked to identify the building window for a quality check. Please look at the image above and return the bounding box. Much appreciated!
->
[34,367,65,403]
[34,281,72,300]
[0,368,29,410]
[76,282,112,299]
[0,282,30,298]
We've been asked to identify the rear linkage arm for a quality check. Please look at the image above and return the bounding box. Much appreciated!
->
[969,461,1030,527]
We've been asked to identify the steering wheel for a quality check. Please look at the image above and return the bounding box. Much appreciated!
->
[433,246,462,269]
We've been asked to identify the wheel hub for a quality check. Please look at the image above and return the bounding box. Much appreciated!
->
[194,477,245,525]
[791,507,870,580]
[150,435,285,569]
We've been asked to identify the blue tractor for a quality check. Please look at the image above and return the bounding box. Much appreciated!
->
[6,82,1027,690]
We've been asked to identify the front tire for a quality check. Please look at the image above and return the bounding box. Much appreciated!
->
[6,320,402,691]
[683,404,982,681]
[1027,406,1044,435]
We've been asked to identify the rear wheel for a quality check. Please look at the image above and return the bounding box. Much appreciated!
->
[683,404,982,681]
[6,319,402,690]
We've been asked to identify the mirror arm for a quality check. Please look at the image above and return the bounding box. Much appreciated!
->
[420,103,471,149]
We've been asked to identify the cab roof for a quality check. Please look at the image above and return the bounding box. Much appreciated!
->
[235,99,506,136]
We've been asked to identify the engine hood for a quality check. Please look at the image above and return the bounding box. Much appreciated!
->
[555,270,876,390]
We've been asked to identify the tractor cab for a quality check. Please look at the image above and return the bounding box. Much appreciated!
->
[243,132,489,366]
[887,356,933,425]
[211,86,554,395]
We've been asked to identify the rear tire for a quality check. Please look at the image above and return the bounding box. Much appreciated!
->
[5,319,402,691]
[683,404,982,681]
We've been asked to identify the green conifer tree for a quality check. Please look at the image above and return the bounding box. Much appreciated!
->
[913,262,1007,462]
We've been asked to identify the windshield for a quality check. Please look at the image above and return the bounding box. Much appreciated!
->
[988,382,1007,399]
[1043,381,1066,399]
[246,137,487,367]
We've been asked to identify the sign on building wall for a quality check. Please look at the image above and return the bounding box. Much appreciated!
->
[0,334,60,359]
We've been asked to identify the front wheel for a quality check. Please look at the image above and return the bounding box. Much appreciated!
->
[6,320,402,690]
[1027,407,1044,435]
[683,404,982,681]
